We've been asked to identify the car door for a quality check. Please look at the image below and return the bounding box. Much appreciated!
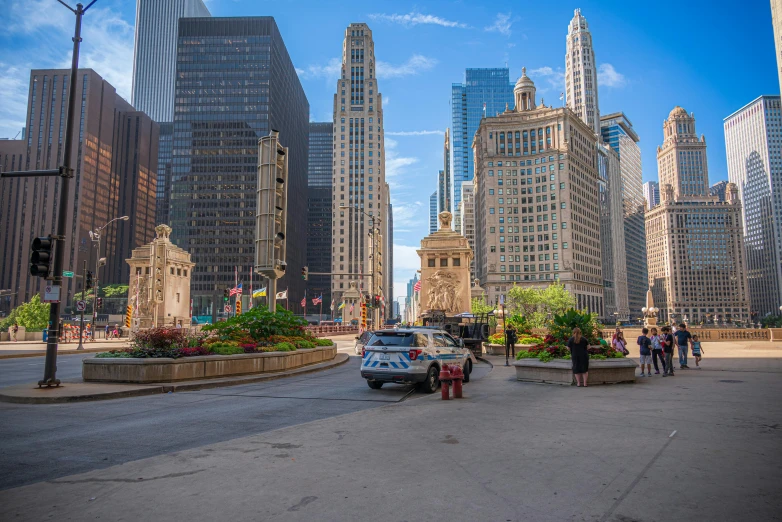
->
[433,333,459,365]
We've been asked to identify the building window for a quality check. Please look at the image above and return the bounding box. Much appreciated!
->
[452,258,460,267]
[440,258,448,267]
[428,259,436,267]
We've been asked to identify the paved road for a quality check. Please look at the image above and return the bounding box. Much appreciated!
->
[0,352,94,386]
[0,355,491,491]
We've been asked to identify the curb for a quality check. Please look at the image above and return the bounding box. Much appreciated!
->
[0,353,350,404]
[0,347,112,360]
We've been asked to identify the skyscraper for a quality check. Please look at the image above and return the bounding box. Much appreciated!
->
[724,95,782,318]
[601,112,647,317]
[643,181,660,209]
[0,69,158,312]
[646,108,750,325]
[132,0,210,228]
[451,68,515,211]
[131,0,210,122]
[709,180,728,202]
[438,128,452,213]
[307,122,333,318]
[771,1,782,95]
[332,23,390,316]
[565,9,600,136]
[460,181,476,280]
[170,17,309,322]
[473,68,604,314]
[429,191,438,234]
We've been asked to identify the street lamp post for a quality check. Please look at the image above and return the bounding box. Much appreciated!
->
[89,215,129,339]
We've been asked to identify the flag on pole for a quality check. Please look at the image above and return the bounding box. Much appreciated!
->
[349,303,354,313]
[301,296,306,307]
[230,283,243,296]
[312,295,322,305]
[338,302,345,310]
[330,298,335,311]
[253,287,267,298]
[413,280,421,292]
[276,290,288,300]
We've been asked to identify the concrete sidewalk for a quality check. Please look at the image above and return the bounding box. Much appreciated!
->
[1,348,780,520]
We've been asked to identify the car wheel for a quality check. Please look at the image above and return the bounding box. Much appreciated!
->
[463,360,472,383]
[367,380,384,390]
[417,365,439,394]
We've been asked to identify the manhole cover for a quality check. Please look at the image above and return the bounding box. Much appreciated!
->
[719,380,744,383]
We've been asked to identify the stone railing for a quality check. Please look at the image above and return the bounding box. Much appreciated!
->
[600,328,770,342]
[305,325,359,337]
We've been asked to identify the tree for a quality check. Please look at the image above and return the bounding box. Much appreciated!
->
[506,282,577,328]
[101,284,129,298]
[471,296,494,315]
[0,295,50,332]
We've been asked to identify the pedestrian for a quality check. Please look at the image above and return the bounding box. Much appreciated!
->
[692,334,704,369]
[105,323,111,339]
[662,326,675,377]
[568,327,590,387]
[112,324,119,339]
[637,328,653,377]
[649,327,666,375]
[673,323,692,369]
[612,331,628,355]
[11,322,18,342]
[504,324,518,362]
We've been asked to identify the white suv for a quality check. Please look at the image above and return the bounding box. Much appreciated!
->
[360,328,476,393]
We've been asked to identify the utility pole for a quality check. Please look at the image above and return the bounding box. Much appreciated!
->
[77,260,86,350]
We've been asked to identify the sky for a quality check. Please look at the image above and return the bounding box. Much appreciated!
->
[0,0,778,314]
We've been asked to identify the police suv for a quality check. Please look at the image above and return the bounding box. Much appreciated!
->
[360,328,476,393]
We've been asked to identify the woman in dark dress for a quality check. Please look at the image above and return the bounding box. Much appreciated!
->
[567,327,590,387]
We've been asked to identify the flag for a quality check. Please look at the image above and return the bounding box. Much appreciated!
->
[349,303,354,313]
[301,296,306,307]
[276,290,288,300]
[330,298,335,311]
[312,295,322,305]
[338,302,345,310]
[499,294,505,305]
[230,283,243,296]
[413,280,421,292]
[253,287,266,298]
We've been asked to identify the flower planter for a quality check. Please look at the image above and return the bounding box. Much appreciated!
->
[512,357,638,386]
[82,345,337,383]
[483,343,536,356]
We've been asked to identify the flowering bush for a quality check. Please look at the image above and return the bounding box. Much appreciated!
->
[313,338,334,347]
[203,305,308,341]
[488,333,505,344]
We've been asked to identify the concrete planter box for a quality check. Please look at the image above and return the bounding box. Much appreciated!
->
[83,345,337,383]
[484,343,536,356]
[513,357,638,386]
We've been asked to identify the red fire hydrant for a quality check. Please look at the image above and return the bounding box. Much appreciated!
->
[451,365,464,399]
[439,365,452,400]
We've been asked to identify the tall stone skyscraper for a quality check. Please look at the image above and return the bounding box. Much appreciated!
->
[332,23,389,315]
[565,9,600,136]
[170,17,309,322]
[772,1,782,95]
[131,0,210,227]
[452,69,515,213]
[647,108,750,325]
[131,0,210,122]
[725,95,782,318]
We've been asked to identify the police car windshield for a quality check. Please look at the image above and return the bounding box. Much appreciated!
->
[368,332,427,347]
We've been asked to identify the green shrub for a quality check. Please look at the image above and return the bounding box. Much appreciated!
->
[294,340,316,349]
[488,333,505,344]
[95,350,133,358]
[202,305,308,341]
[515,350,535,359]
[209,344,245,355]
[518,336,543,345]
[273,342,297,352]
[314,338,333,346]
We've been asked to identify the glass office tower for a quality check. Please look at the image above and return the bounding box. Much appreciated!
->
[307,122,333,317]
[451,68,514,212]
[171,17,309,323]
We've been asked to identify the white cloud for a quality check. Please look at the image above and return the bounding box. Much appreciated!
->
[369,11,468,28]
[383,96,390,107]
[485,13,513,36]
[296,57,342,81]
[0,63,31,139]
[377,55,437,78]
[386,130,443,136]
[529,66,565,93]
[598,63,626,88]
[386,154,419,178]
[393,244,422,271]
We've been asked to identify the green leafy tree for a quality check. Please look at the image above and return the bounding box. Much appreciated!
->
[0,295,51,332]
[101,284,129,298]
[470,296,494,315]
[506,282,577,329]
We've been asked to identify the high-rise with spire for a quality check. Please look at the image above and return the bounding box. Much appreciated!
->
[565,8,600,137]
[332,23,389,323]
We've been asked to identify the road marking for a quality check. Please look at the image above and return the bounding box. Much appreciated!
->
[669,430,677,438]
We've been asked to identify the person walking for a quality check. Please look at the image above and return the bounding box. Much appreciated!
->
[692,335,704,369]
[649,327,666,375]
[637,328,653,377]
[105,323,111,339]
[662,326,675,377]
[568,327,590,387]
[11,323,18,342]
[612,331,628,355]
[673,323,692,369]
[504,324,518,364]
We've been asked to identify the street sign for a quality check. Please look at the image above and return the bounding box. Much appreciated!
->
[76,300,86,312]
[224,305,232,313]
[43,285,61,303]
[62,271,74,278]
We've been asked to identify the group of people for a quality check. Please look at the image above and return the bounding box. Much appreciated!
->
[567,323,704,386]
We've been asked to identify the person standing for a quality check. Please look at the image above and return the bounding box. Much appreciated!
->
[662,326,675,377]
[673,323,692,369]
[691,335,704,369]
[637,328,653,377]
[612,331,628,355]
[568,327,590,387]
[11,323,18,342]
[504,324,518,362]
[649,327,666,375]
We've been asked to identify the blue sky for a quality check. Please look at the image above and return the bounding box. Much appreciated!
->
[0,0,777,306]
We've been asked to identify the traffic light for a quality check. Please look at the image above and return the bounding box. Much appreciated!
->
[223,289,230,301]
[235,300,242,315]
[85,271,94,290]
[96,297,103,309]
[124,305,133,328]
[30,236,53,278]
[301,266,309,280]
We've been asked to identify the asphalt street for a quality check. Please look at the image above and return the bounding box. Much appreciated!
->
[0,354,492,491]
